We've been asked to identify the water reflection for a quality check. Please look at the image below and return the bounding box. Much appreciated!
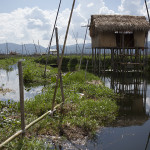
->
[103,73,150,118]
[110,73,149,127]
[85,73,150,150]
[0,65,43,102]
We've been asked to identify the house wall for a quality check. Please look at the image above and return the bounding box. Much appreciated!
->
[91,31,147,48]
[92,32,116,48]
[134,31,146,47]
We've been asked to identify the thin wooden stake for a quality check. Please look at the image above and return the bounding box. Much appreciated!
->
[79,20,89,70]
[22,43,24,58]
[55,27,60,65]
[92,48,94,72]
[85,60,89,80]
[52,0,76,110]
[44,0,62,78]
[18,61,25,137]
[55,27,65,103]
[6,42,9,55]
[145,132,150,150]
[145,0,150,23]
[33,40,38,54]
[72,31,81,54]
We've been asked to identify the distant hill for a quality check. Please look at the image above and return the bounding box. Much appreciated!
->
[1,42,149,55]
[0,43,47,55]
[0,43,92,55]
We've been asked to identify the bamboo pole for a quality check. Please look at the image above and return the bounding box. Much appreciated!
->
[33,40,38,54]
[0,103,62,149]
[55,27,60,65]
[51,0,76,110]
[38,40,41,54]
[92,48,94,73]
[6,42,9,55]
[94,48,96,73]
[56,26,65,133]
[44,0,62,78]
[24,44,27,56]
[104,48,105,73]
[79,20,89,70]
[145,0,150,23]
[85,60,89,80]
[72,31,81,54]
[97,49,101,75]
[18,61,25,137]
[55,27,65,103]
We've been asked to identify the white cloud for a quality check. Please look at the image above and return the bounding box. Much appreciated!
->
[118,0,147,16]
[99,6,116,15]
[0,0,116,47]
[87,3,94,8]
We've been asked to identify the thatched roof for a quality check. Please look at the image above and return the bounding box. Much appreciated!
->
[90,15,150,36]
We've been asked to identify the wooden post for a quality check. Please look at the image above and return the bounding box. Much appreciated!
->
[33,40,38,54]
[99,49,100,75]
[85,60,89,80]
[44,0,62,78]
[18,61,25,137]
[38,40,41,54]
[92,48,94,73]
[6,42,8,55]
[94,48,96,73]
[55,27,60,65]
[52,0,76,110]
[22,44,24,58]
[145,0,150,23]
[104,48,105,73]
[111,49,114,72]
[55,27,65,103]
[79,20,89,70]
[24,44,27,56]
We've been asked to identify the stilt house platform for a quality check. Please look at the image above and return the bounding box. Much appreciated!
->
[89,15,150,73]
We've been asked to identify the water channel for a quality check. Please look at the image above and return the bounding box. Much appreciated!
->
[0,65,43,102]
[84,73,150,150]
[49,73,150,150]
[1,65,150,149]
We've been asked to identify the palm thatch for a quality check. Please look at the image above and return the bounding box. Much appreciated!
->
[90,15,150,37]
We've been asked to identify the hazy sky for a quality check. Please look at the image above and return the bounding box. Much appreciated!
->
[0,0,149,47]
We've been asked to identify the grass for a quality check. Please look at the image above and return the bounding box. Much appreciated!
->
[0,56,118,149]
[22,57,57,84]
[6,137,52,150]
[21,70,118,138]
[0,56,20,71]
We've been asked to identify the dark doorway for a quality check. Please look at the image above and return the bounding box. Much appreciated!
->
[116,32,134,47]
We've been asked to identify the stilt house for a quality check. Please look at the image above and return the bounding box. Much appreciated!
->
[89,15,150,72]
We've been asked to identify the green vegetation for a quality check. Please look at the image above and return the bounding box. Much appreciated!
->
[5,136,52,150]
[35,55,112,72]
[0,56,118,149]
[22,58,57,84]
[0,57,20,70]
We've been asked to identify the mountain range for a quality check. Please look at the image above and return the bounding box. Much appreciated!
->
[0,43,92,55]
[0,42,150,55]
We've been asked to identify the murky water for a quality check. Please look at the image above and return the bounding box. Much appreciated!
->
[0,65,43,101]
[85,73,150,150]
